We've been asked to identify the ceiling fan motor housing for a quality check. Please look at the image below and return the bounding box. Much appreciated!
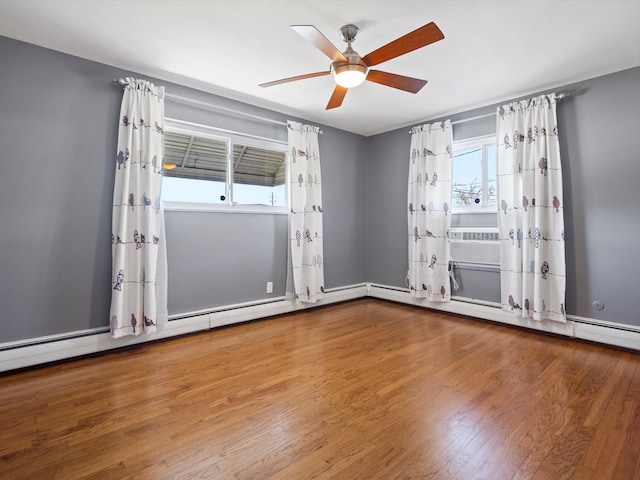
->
[330,48,368,77]
[332,25,368,82]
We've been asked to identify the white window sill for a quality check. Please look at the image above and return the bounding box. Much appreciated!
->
[163,201,288,215]
[451,206,498,215]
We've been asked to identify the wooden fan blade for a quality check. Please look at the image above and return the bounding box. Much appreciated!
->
[326,85,348,110]
[291,25,347,63]
[362,22,444,67]
[366,70,427,93]
[259,71,329,88]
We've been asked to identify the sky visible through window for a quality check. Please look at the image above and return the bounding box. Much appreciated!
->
[452,144,496,207]
[161,177,286,206]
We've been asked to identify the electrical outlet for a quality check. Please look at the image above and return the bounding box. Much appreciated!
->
[266,282,273,294]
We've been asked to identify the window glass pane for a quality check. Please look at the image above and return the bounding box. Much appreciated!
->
[162,130,228,204]
[232,144,286,206]
[161,127,287,208]
[233,183,286,207]
[163,131,228,182]
[452,146,484,207]
[161,176,226,203]
[486,143,497,205]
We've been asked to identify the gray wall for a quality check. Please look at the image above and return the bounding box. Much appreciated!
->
[318,127,368,289]
[0,36,366,342]
[0,37,118,342]
[366,66,640,326]
[1,33,638,344]
[559,67,640,326]
[162,80,368,312]
[165,212,288,313]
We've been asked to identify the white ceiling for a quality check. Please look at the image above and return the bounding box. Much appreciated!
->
[1,0,639,136]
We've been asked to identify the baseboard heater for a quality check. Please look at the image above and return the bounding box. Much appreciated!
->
[367,283,640,352]
[0,284,367,372]
[0,327,111,353]
[168,296,288,322]
[1,282,637,372]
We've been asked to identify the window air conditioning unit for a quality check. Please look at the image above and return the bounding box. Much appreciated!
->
[449,228,500,266]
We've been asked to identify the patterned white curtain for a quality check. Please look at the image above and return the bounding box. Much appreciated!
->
[496,94,566,323]
[110,78,168,338]
[288,121,324,303]
[408,120,453,301]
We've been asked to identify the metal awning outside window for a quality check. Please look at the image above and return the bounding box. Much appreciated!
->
[164,131,286,187]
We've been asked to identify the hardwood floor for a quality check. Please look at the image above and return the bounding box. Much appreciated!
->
[1,299,639,479]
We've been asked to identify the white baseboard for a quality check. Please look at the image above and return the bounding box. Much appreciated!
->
[0,313,211,373]
[0,284,367,373]
[208,284,368,329]
[368,283,640,351]
[570,314,640,351]
[2,282,637,373]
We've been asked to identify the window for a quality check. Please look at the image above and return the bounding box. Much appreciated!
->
[451,135,497,212]
[161,120,288,211]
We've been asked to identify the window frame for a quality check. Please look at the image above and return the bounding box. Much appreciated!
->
[451,134,497,214]
[162,118,289,214]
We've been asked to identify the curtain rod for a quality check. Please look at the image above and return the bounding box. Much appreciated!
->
[408,92,571,133]
[112,77,288,128]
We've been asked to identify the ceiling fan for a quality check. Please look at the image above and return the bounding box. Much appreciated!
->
[259,22,444,110]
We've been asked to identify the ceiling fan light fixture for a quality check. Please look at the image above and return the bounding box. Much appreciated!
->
[332,63,368,88]
[262,22,444,108]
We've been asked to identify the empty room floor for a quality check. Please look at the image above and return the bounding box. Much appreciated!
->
[1,299,639,479]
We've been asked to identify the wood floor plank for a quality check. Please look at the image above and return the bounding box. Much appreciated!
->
[1,298,640,479]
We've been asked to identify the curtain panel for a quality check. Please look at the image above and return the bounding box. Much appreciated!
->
[287,121,324,303]
[407,120,453,301]
[110,78,168,338]
[496,94,566,323]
